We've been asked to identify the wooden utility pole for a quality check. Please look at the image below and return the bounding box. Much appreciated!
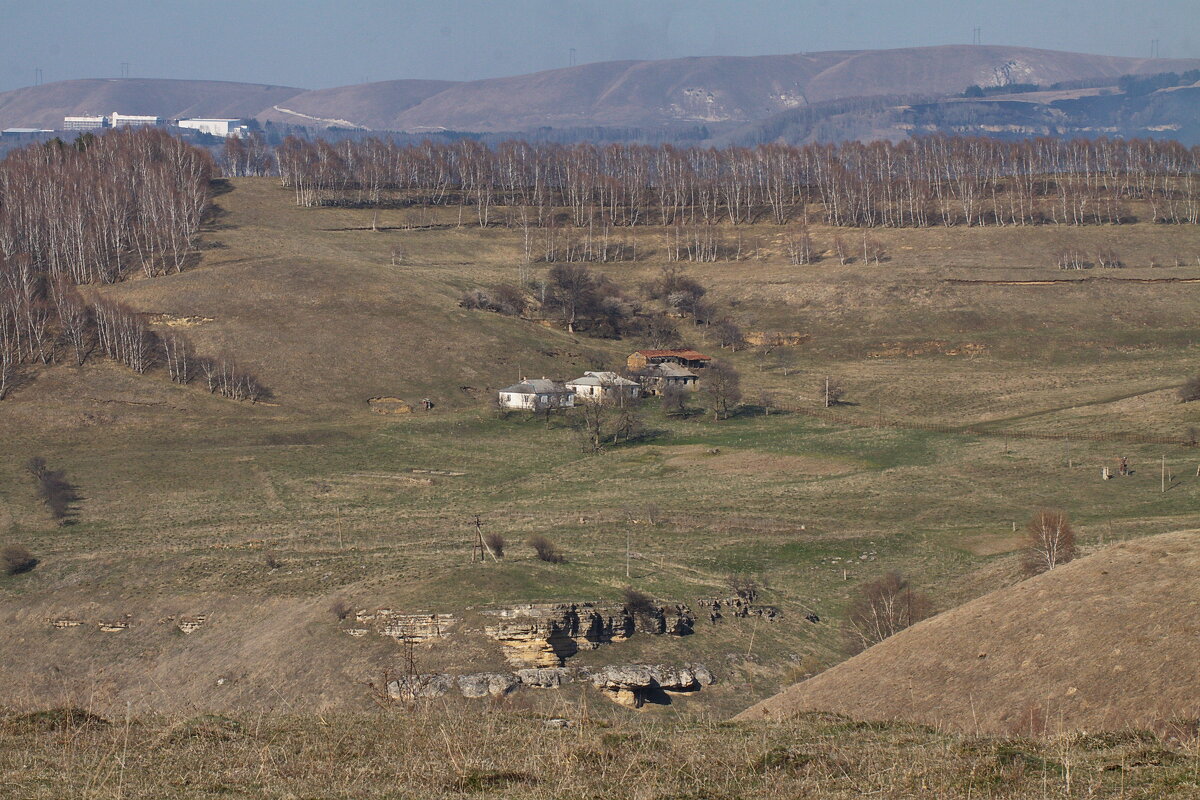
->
[1162,455,1166,493]
[824,377,830,408]
[471,514,498,562]
[626,529,631,579]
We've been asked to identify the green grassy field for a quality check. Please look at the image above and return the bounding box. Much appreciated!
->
[1,178,1199,724]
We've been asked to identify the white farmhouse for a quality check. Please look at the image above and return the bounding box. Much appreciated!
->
[566,371,641,403]
[497,378,575,411]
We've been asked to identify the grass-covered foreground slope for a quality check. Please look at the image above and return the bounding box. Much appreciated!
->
[2,707,1198,800]
[0,178,1198,720]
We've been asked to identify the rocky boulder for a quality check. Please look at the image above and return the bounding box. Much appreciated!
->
[386,673,454,701]
[589,663,714,708]
[457,673,519,698]
[515,667,575,688]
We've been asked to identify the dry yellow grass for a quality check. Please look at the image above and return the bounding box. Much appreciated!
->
[739,530,1200,734]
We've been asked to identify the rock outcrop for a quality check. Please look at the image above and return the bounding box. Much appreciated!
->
[589,664,715,708]
[354,609,458,642]
[696,597,780,624]
[382,663,714,707]
[514,667,574,688]
[386,673,454,701]
[457,673,520,698]
[483,602,694,667]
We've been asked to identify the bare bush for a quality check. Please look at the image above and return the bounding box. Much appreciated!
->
[845,572,932,653]
[27,457,76,522]
[329,599,353,620]
[726,573,761,604]
[1096,247,1123,268]
[1023,509,1076,575]
[1179,374,1200,403]
[483,531,506,559]
[2,544,37,575]
[821,377,846,408]
[528,534,565,564]
[621,586,657,618]
[459,284,526,317]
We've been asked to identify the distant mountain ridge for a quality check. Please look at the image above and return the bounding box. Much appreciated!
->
[2,45,1199,137]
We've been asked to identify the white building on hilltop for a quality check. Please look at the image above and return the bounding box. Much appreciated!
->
[63,115,107,131]
[497,378,575,411]
[109,112,163,127]
[566,371,641,403]
[177,118,248,138]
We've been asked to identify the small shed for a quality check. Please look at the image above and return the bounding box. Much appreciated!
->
[497,378,575,411]
[566,371,641,403]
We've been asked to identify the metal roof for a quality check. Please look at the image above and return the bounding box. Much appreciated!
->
[567,371,640,387]
[644,363,697,378]
[499,379,570,394]
[634,349,712,360]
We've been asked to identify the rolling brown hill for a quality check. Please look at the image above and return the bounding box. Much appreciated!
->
[256,79,459,130]
[5,46,1199,134]
[0,78,304,130]
[737,530,1200,734]
[380,45,1200,132]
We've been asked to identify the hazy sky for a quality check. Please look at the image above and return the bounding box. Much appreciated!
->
[2,0,1198,92]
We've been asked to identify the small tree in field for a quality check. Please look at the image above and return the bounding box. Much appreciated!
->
[660,384,689,416]
[1023,509,1076,574]
[845,571,932,653]
[703,361,742,420]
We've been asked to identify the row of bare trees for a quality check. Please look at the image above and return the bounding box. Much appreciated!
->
[0,254,268,402]
[91,297,269,401]
[0,131,268,402]
[0,129,214,285]
[272,135,1200,228]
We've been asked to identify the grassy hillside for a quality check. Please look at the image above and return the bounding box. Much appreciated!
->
[739,530,1200,733]
[1,178,1198,722]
